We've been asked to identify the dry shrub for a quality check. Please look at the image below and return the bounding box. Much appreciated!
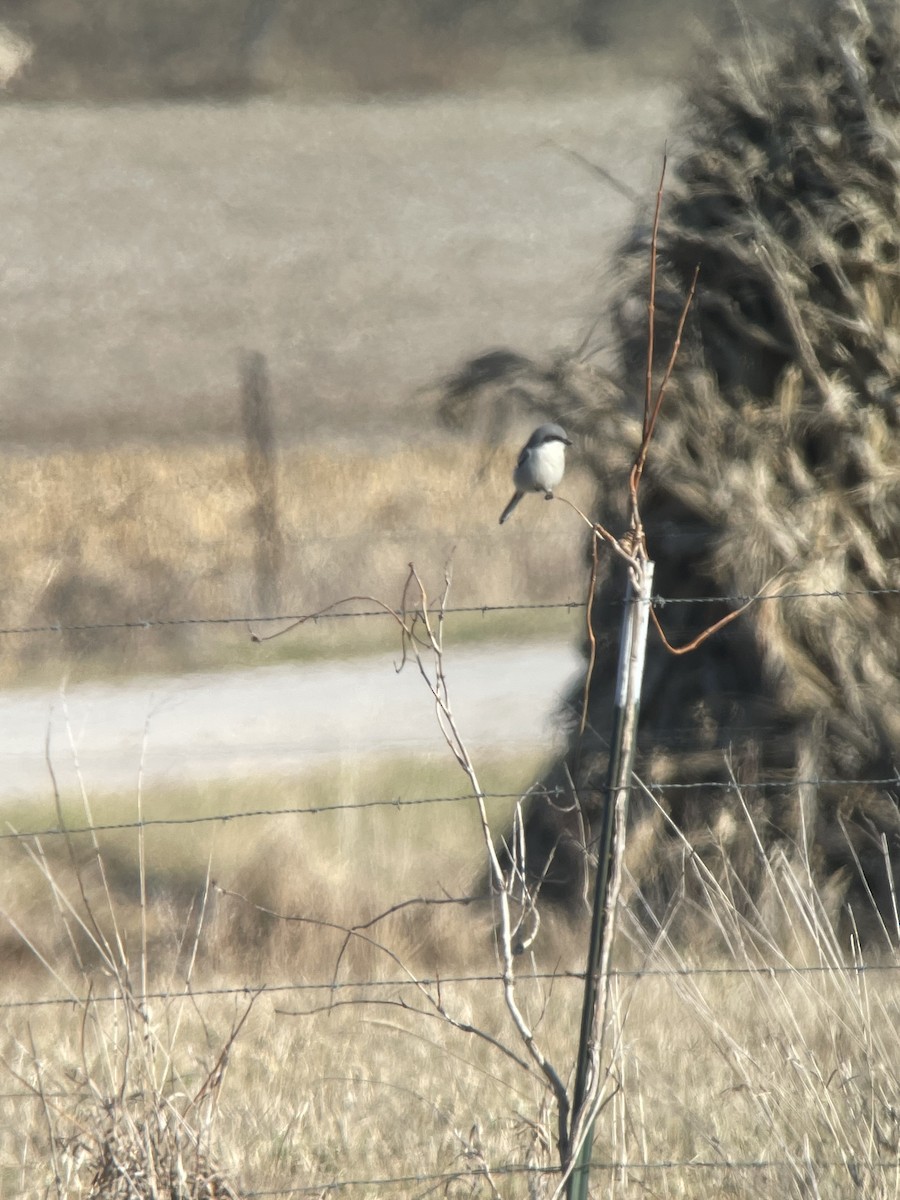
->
[440,0,900,941]
[65,1095,241,1200]
[3,719,900,1196]
[1,834,246,1200]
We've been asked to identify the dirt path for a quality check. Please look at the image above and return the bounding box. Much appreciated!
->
[0,638,583,802]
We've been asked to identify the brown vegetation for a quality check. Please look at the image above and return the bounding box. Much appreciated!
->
[0,442,592,683]
[2,764,900,1197]
[3,1,900,1191]
[441,0,900,941]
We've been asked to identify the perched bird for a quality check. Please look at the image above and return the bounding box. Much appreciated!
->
[499,423,573,524]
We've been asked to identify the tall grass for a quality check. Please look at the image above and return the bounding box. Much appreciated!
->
[2,757,898,1198]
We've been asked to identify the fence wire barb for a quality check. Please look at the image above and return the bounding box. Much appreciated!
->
[0,584,896,639]
[4,959,900,1013]
[4,1156,900,1198]
[215,1156,900,1197]
[2,776,895,844]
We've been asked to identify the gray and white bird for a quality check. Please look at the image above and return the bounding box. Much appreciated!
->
[498,422,573,525]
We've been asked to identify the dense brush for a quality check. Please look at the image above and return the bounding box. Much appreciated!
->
[441,0,900,942]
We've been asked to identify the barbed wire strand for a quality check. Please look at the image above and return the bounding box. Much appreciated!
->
[2,775,895,844]
[0,790,559,842]
[235,1157,899,1197]
[0,585,897,639]
[0,601,582,637]
[3,1156,896,1200]
[4,958,900,1014]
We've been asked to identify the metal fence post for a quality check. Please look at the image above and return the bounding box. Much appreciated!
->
[567,559,654,1200]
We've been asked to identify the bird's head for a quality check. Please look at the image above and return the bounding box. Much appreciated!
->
[531,423,573,448]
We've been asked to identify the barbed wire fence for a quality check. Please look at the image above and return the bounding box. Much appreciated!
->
[2,437,898,1188]
[1,555,899,1199]
[0,584,897,639]
[3,141,900,1197]
[2,295,899,1193]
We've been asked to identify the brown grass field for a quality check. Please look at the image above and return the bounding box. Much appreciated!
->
[2,34,899,1197]
[0,440,595,685]
[2,756,899,1198]
[3,422,897,1197]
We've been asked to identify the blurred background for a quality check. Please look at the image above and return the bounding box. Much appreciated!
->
[6,11,900,1199]
[0,0,777,751]
[0,0,776,101]
[0,0,752,450]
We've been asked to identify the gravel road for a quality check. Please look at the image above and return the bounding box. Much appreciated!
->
[0,639,583,803]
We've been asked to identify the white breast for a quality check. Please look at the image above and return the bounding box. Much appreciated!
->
[514,440,567,493]
[530,441,567,491]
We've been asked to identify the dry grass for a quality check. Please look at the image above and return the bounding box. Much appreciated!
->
[0,440,594,685]
[0,754,544,985]
[2,753,900,1199]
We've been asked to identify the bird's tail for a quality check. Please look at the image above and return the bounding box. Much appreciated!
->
[499,491,524,525]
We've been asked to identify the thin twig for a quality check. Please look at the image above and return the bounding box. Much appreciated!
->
[28,1024,62,1200]
[554,497,639,569]
[44,720,114,973]
[644,151,667,440]
[215,882,540,1079]
[330,892,478,989]
[281,994,538,1082]
[579,534,601,738]
[629,263,700,510]
[188,992,259,1112]
[250,592,411,644]
[651,570,786,655]
[396,564,574,1157]
[551,141,643,205]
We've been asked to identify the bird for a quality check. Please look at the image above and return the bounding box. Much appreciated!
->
[499,423,573,524]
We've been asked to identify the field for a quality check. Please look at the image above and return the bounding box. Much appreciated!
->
[0,89,671,448]
[3,759,900,1198]
[0,440,595,686]
[2,43,898,1200]
[0,84,659,682]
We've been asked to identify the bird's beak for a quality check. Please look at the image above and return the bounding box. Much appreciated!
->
[564,436,573,446]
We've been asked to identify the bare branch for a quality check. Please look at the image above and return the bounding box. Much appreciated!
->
[579,534,601,738]
[629,262,700,512]
[651,570,786,655]
[644,150,667,439]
